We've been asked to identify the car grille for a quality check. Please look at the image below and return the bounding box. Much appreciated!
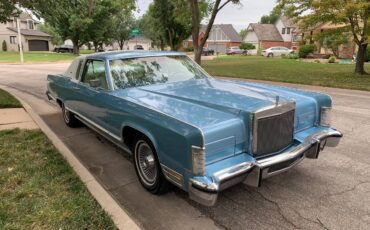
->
[252,103,295,157]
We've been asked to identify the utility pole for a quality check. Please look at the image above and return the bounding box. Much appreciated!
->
[16,18,24,63]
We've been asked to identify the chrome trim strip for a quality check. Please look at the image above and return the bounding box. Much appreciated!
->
[46,91,56,101]
[65,106,122,141]
[252,102,296,154]
[213,162,254,183]
[161,164,183,188]
[190,129,342,193]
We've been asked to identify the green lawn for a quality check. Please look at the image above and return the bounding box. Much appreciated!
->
[0,129,117,229]
[202,56,370,91]
[0,88,22,108]
[0,51,76,63]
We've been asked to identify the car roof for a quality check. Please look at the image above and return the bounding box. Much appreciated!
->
[84,50,186,61]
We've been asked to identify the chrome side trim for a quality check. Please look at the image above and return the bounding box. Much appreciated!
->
[66,106,122,141]
[252,102,296,154]
[161,164,183,188]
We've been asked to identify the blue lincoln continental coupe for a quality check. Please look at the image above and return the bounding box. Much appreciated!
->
[46,51,342,206]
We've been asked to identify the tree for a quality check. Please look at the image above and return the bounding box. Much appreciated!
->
[0,0,37,22]
[188,0,241,64]
[281,0,370,75]
[239,28,248,40]
[38,23,63,46]
[30,0,134,55]
[142,0,192,51]
[316,29,349,58]
[259,5,282,24]
[112,10,134,50]
[138,5,165,50]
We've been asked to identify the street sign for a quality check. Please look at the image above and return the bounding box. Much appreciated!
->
[130,28,141,37]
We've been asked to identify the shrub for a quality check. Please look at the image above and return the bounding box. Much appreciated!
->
[314,60,321,64]
[239,42,255,50]
[2,40,7,51]
[282,53,299,59]
[298,44,316,58]
[185,47,194,52]
[365,46,370,62]
[328,56,336,63]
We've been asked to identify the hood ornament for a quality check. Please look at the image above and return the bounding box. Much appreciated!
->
[275,96,280,107]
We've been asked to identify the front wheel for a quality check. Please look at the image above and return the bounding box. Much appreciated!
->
[61,103,80,128]
[133,137,171,194]
[267,53,274,58]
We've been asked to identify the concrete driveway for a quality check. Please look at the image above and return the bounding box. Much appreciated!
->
[0,63,369,230]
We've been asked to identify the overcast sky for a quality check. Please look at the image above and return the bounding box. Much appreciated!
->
[134,0,277,32]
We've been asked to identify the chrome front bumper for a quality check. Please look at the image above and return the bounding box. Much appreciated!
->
[189,129,342,206]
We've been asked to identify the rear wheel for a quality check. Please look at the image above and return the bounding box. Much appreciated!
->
[61,103,80,128]
[133,136,171,194]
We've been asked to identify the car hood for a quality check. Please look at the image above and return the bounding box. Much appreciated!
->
[111,78,321,130]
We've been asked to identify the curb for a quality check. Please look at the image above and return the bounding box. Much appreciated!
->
[0,85,140,230]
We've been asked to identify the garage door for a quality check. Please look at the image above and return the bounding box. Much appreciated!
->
[28,40,49,51]
[208,43,227,54]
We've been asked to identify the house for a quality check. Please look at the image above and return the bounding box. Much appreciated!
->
[0,12,53,52]
[297,22,356,59]
[183,24,242,53]
[244,16,297,54]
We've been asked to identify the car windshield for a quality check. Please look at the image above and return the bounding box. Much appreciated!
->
[109,56,209,90]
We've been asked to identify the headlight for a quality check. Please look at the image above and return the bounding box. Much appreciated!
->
[192,146,205,176]
[320,107,332,127]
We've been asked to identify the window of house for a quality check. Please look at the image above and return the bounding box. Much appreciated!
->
[10,36,17,44]
[287,28,291,34]
[282,28,286,34]
[27,20,34,30]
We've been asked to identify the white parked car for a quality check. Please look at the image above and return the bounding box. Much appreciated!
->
[226,46,247,55]
[262,47,294,57]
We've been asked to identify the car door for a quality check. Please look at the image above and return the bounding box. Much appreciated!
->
[73,59,118,135]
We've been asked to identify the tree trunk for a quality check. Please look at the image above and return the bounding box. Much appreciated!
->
[119,40,124,50]
[93,41,98,52]
[72,39,79,55]
[355,44,368,75]
[189,0,201,64]
[160,38,164,51]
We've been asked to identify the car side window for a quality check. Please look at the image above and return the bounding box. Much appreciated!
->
[81,60,109,90]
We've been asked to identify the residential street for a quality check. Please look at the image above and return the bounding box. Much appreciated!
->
[0,62,369,230]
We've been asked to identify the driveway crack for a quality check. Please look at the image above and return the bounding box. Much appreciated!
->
[319,181,370,199]
[255,189,300,229]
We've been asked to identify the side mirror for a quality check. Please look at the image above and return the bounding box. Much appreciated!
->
[89,79,102,88]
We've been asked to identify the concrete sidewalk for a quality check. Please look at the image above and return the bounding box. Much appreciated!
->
[0,108,38,130]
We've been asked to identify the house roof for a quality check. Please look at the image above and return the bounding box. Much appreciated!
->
[7,28,51,37]
[7,12,39,23]
[280,16,296,28]
[249,23,283,41]
[217,24,242,42]
[185,24,242,42]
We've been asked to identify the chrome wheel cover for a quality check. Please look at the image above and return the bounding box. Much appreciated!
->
[135,140,158,186]
[63,106,70,123]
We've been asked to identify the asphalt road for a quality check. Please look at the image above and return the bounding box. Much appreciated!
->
[0,62,369,230]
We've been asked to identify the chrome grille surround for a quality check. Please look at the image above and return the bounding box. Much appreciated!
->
[252,102,296,157]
